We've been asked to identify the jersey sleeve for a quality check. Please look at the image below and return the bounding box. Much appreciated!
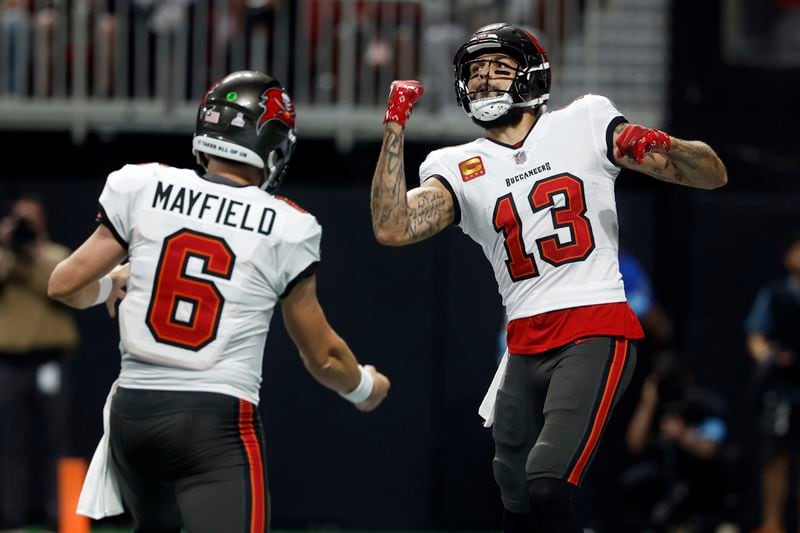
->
[275,216,322,298]
[581,94,628,171]
[96,164,152,248]
[418,151,463,226]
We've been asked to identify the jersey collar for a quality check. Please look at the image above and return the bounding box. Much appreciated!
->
[483,114,541,150]
[200,173,250,188]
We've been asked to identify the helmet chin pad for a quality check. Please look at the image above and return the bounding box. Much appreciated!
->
[468,94,514,121]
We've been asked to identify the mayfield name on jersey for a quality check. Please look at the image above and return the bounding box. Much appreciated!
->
[97,163,321,404]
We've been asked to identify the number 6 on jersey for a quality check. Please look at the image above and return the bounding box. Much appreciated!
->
[146,229,235,350]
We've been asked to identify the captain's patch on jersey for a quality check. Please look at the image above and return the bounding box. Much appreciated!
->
[459,156,486,182]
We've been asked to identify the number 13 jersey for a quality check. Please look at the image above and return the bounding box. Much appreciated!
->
[97,163,321,404]
[420,95,635,328]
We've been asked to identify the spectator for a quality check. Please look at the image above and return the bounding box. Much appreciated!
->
[745,231,800,533]
[0,0,31,96]
[0,195,80,529]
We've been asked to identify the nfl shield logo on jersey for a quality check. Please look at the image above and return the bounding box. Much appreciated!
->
[514,151,527,165]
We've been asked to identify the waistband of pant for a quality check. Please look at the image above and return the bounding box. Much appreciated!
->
[112,387,243,417]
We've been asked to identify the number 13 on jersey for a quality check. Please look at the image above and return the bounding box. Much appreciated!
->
[493,174,595,281]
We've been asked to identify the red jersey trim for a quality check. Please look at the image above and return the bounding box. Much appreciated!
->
[274,195,308,212]
[506,302,644,355]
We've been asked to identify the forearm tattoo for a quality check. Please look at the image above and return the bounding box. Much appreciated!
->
[371,129,406,231]
[639,156,687,185]
[667,140,725,188]
[371,127,452,243]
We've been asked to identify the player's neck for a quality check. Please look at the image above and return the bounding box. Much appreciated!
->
[206,159,261,187]
[483,111,538,146]
[208,171,251,187]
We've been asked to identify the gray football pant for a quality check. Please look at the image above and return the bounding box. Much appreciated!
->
[492,336,637,513]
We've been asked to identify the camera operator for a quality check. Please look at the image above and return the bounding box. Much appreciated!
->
[619,352,735,532]
[0,195,79,530]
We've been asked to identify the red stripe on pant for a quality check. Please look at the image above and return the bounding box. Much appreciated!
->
[567,337,628,485]
[239,400,266,533]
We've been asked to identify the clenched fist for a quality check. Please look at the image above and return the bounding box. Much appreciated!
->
[355,365,390,412]
[384,80,424,127]
[615,124,671,164]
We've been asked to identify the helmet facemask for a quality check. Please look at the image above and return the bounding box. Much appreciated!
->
[453,24,551,127]
[261,128,296,193]
[458,57,532,127]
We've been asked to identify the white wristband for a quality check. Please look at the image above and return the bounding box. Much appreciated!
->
[91,275,113,306]
[339,365,374,404]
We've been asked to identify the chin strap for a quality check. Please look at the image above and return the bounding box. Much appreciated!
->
[468,94,513,121]
[467,93,550,121]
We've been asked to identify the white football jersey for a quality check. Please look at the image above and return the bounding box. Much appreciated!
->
[419,95,628,321]
[98,163,321,404]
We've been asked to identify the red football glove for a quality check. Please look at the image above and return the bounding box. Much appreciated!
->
[615,124,671,164]
[384,80,424,127]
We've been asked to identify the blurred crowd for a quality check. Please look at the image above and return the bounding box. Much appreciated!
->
[0,0,545,107]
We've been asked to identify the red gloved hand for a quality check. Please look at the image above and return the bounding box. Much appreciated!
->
[384,80,424,127]
[615,124,671,164]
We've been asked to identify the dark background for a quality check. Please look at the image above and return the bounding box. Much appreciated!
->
[1,0,799,529]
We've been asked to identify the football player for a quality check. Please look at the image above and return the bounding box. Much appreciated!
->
[49,71,390,532]
[370,23,726,533]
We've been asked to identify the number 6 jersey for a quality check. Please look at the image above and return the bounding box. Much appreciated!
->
[419,95,643,352]
[97,163,321,404]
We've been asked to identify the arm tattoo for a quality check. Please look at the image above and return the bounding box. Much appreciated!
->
[371,129,406,232]
[370,127,453,243]
[407,189,448,241]
[639,155,686,184]
[666,139,726,189]
[615,122,726,189]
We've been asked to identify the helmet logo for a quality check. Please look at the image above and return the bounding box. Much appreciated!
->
[257,88,296,132]
[204,109,220,124]
[231,112,246,128]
